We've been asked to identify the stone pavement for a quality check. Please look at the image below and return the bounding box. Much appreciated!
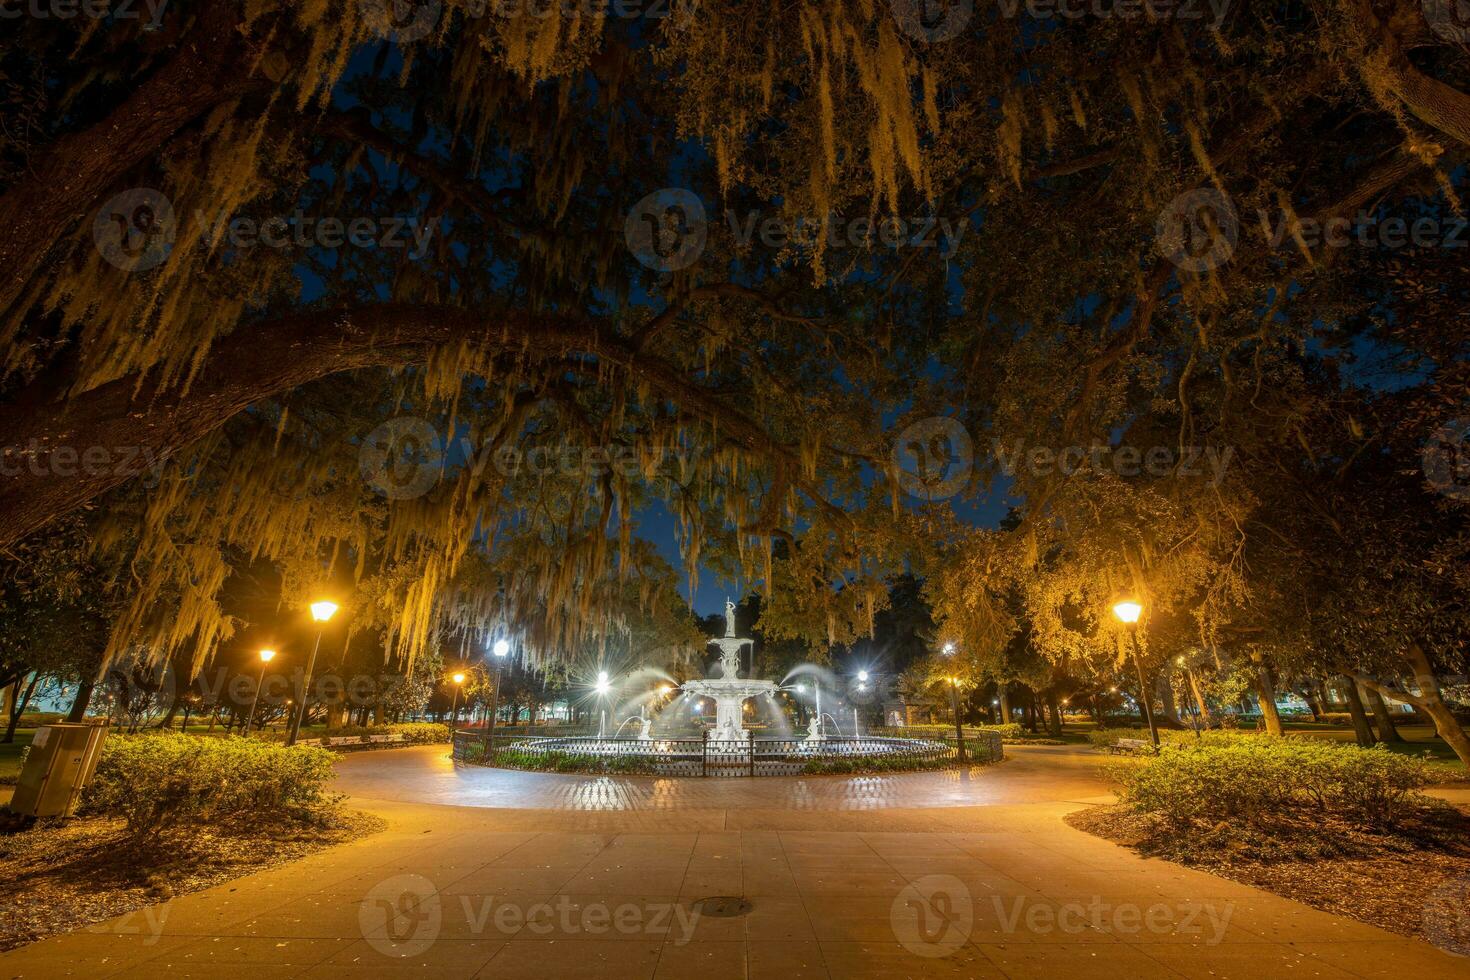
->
[1,745,1467,979]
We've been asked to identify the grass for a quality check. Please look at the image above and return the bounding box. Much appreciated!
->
[0,732,34,785]
[1285,723,1468,781]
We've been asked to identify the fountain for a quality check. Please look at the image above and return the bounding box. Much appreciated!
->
[466,599,966,775]
[679,599,780,741]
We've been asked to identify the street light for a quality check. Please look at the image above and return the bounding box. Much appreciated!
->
[450,671,466,725]
[1112,600,1160,749]
[247,649,276,733]
[595,670,611,736]
[488,637,511,745]
[940,642,966,761]
[288,600,338,746]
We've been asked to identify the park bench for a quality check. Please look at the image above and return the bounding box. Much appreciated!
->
[1106,737,1155,755]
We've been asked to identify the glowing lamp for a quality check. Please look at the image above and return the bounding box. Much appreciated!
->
[259,649,277,663]
[452,672,466,684]
[310,600,338,622]
[1112,601,1142,624]
[493,639,511,657]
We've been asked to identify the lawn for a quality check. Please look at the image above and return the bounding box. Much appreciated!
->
[0,731,34,785]
[1286,722,1468,780]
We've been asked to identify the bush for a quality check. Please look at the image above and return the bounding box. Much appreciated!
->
[1118,738,1431,831]
[83,732,339,838]
[257,721,449,745]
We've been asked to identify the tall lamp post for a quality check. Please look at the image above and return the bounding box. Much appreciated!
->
[449,672,466,725]
[487,638,511,741]
[287,600,337,746]
[595,670,611,737]
[1112,600,1160,749]
[247,648,276,733]
[942,642,965,762]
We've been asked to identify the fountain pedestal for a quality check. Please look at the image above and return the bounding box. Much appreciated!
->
[681,678,779,741]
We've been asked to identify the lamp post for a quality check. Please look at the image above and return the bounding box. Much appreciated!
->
[595,670,611,737]
[1112,600,1160,749]
[287,600,337,746]
[942,642,966,762]
[449,672,466,725]
[488,638,510,742]
[247,648,276,733]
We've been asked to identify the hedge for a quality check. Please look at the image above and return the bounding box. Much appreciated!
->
[83,732,339,838]
[1117,738,1431,831]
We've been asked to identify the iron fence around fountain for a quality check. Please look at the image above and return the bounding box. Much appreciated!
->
[450,729,1002,776]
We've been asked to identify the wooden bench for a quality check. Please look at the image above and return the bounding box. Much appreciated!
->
[1107,737,1155,755]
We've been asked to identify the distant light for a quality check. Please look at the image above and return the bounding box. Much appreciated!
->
[796,683,808,693]
[259,649,276,663]
[493,639,511,657]
[942,642,955,655]
[452,672,465,684]
[310,600,338,622]
[1112,601,1142,624]
[596,670,610,694]
[693,704,702,713]
[858,670,869,682]
[658,685,673,696]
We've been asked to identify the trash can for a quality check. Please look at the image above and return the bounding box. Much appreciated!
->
[8,722,108,818]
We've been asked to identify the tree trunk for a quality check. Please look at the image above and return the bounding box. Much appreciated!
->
[1156,675,1180,724]
[1252,657,1284,736]
[3,674,39,743]
[1364,685,1405,743]
[1187,670,1212,727]
[67,677,96,722]
[1340,675,1376,747]
[1405,645,1470,766]
[1299,685,1324,723]
[998,687,1012,725]
[1045,692,1063,737]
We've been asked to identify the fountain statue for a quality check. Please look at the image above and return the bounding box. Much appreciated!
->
[679,597,779,741]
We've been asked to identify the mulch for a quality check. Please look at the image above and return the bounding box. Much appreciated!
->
[1066,803,1470,955]
[0,809,383,951]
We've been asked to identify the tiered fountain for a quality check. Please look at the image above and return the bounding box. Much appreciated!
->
[679,600,779,741]
[479,600,956,775]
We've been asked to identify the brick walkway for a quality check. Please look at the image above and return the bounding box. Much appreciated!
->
[1,745,1466,979]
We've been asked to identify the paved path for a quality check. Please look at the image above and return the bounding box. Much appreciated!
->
[2,745,1467,979]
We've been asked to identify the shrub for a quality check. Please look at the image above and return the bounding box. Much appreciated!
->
[83,732,338,838]
[1118,738,1431,831]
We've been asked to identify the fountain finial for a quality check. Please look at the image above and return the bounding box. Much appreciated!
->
[724,596,736,637]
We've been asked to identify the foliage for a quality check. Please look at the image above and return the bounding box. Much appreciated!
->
[1118,740,1434,832]
[82,732,338,838]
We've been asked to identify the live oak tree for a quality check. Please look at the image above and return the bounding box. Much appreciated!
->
[1,0,1469,753]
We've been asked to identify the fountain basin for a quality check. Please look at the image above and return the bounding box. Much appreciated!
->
[472,732,964,777]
